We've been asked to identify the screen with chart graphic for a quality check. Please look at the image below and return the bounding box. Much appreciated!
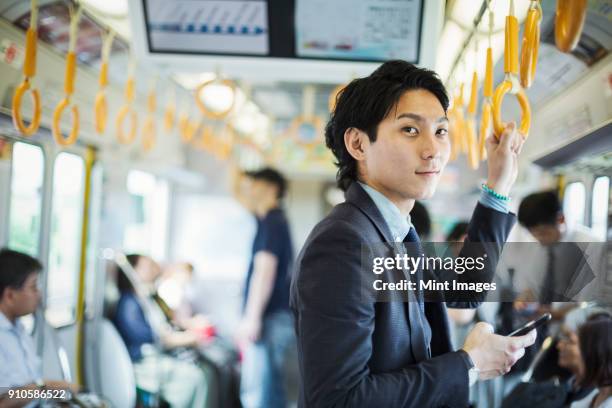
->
[295,0,422,62]
[144,0,269,55]
[141,0,423,63]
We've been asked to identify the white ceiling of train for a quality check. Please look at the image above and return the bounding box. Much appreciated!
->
[0,0,611,176]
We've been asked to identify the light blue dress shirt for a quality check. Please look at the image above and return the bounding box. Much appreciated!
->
[0,311,42,388]
[358,181,509,242]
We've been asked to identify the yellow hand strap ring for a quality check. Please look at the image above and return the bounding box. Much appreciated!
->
[115,77,138,144]
[116,105,138,144]
[12,78,41,136]
[520,1,542,88]
[94,88,107,134]
[492,2,531,138]
[52,97,80,146]
[12,26,41,136]
[492,80,531,138]
[52,51,79,146]
[142,117,156,151]
[180,117,196,143]
[141,89,157,151]
[95,31,114,134]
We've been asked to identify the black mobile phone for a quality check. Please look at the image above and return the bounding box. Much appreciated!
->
[509,313,552,336]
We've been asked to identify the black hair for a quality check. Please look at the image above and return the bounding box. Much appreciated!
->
[517,191,562,228]
[446,222,469,242]
[325,60,449,191]
[411,201,431,239]
[245,167,288,199]
[579,312,612,387]
[116,254,142,293]
[0,248,42,299]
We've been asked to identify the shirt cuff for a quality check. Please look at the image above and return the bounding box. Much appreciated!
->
[478,190,510,214]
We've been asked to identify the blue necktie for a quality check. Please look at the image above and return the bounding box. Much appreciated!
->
[405,227,425,315]
[404,227,430,361]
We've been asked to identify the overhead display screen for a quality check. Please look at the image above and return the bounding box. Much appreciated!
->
[141,0,422,63]
[295,0,422,62]
[144,0,269,55]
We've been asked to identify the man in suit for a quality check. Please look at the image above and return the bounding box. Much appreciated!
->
[290,60,537,407]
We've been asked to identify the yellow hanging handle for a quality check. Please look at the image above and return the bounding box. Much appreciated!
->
[555,0,588,53]
[141,90,157,152]
[163,88,176,132]
[478,101,490,161]
[457,84,469,154]
[53,5,81,146]
[466,71,479,170]
[520,0,542,88]
[195,78,236,119]
[179,115,197,143]
[53,51,79,146]
[468,71,478,116]
[478,7,493,161]
[492,1,531,138]
[116,76,138,144]
[54,3,85,145]
[164,104,175,132]
[94,31,114,134]
[12,0,41,136]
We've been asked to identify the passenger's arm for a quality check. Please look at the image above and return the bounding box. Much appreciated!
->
[293,221,473,407]
[442,124,521,307]
[115,295,155,345]
[238,251,277,342]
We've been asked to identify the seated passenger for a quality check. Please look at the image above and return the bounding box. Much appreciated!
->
[568,313,612,408]
[113,254,210,408]
[0,248,79,408]
[156,262,212,333]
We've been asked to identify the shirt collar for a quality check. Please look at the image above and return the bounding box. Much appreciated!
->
[358,182,412,242]
[0,311,21,332]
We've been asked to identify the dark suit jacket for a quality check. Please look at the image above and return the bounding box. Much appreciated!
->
[290,182,516,407]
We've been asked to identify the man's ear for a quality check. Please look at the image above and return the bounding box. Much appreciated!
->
[2,288,15,305]
[344,127,368,161]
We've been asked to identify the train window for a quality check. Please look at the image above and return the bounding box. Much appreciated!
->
[46,152,85,327]
[563,182,586,228]
[8,142,45,256]
[591,176,610,241]
[123,170,170,260]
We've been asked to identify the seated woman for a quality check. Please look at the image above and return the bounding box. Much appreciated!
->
[569,313,612,408]
[113,254,211,408]
[155,262,213,334]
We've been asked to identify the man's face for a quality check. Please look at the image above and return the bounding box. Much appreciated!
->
[8,273,41,316]
[528,224,562,245]
[361,89,450,201]
[247,179,277,204]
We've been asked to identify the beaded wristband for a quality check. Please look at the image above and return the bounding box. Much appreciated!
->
[481,183,511,201]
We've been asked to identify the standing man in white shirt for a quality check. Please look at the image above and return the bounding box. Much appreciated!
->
[0,248,78,408]
[516,191,606,319]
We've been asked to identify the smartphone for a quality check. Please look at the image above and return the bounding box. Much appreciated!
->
[509,313,552,336]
